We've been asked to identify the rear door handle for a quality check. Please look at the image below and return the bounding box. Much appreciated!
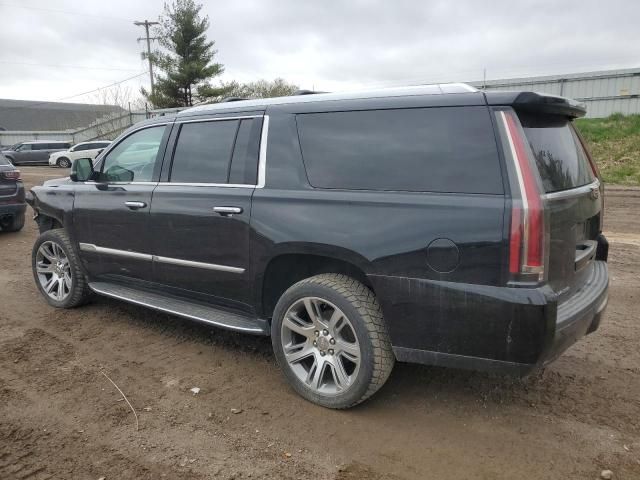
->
[213,206,243,215]
[125,201,147,210]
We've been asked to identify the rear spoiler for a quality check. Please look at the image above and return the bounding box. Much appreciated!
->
[484,91,587,118]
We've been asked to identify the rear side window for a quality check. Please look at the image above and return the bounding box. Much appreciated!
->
[519,112,594,193]
[170,118,261,185]
[296,107,503,194]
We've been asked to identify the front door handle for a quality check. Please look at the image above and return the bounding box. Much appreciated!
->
[213,206,243,216]
[125,201,147,210]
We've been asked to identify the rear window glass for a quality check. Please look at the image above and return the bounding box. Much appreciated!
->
[296,107,503,194]
[519,113,594,193]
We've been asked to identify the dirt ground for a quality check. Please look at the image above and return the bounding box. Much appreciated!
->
[1,166,639,480]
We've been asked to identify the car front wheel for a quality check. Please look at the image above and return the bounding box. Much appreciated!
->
[271,274,395,409]
[32,229,92,308]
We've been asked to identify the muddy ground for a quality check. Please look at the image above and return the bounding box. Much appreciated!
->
[1,166,639,480]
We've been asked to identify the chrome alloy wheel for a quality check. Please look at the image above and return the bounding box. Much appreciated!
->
[35,241,72,301]
[281,297,361,395]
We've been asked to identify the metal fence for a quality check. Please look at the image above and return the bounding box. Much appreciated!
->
[469,68,640,118]
[0,107,187,147]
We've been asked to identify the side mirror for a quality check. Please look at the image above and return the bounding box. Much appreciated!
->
[70,157,94,182]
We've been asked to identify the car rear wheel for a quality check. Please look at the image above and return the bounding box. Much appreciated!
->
[32,229,92,308]
[57,157,71,168]
[271,274,394,408]
[1,212,25,232]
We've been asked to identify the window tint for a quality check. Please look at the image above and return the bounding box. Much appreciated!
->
[170,120,238,183]
[519,113,594,193]
[74,144,90,151]
[229,119,259,184]
[101,126,165,182]
[296,107,503,194]
[33,144,49,150]
[15,144,32,151]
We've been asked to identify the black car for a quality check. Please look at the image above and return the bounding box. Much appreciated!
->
[26,84,609,408]
[0,153,26,232]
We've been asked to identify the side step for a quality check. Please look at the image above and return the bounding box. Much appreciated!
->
[88,281,269,335]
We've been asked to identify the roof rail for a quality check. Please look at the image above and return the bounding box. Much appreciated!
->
[221,97,249,103]
[293,90,328,96]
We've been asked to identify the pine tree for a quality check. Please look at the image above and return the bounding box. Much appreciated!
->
[144,0,226,107]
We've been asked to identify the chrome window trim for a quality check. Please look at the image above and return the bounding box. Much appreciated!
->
[543,179,601,201]
[78,243,245,274]
[84,116,269,188]
[176,115,261,124]
[156,182,254,188]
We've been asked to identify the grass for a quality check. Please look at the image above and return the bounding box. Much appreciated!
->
[575,113,640,186]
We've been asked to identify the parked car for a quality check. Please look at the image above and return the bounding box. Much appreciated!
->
[2,140,71,166]
[26,84,609,408]
[49,140,112,168]
[0,153,26,232]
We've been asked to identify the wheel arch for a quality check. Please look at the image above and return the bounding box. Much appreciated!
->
[257,246,376,320]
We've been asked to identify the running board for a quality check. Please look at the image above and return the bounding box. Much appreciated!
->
[88,281,269,335]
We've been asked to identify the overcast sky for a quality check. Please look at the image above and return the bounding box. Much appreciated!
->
[1,0,638,103]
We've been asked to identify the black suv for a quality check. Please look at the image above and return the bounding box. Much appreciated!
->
[0,153,26,232]
[27,84,609,408]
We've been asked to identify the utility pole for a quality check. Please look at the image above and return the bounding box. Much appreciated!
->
[134,20,159,97]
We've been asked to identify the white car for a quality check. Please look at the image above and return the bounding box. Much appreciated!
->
[49,140,112,168]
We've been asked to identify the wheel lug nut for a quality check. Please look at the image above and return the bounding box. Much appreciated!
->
[323,329,329,336]
[314,330,319,337]
[320,351,326,356]
[328,349,334,355]
[313,340,317,346]
[329,338,336,345]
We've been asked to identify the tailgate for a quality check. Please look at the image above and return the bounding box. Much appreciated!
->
[518,111,602,300]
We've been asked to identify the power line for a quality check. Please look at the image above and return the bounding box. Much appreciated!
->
[2,72,149,111]
[0,60,141,72]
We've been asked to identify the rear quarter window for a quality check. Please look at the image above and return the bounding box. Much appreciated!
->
[519,112,594,193]
[296,106,503,194]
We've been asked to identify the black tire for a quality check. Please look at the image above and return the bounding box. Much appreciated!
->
[2,212,25,232]
[57,157,71,168]
[271,274,394,409]
[31,228,92,308]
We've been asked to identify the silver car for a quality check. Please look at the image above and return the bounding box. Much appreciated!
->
[2,140,71,166]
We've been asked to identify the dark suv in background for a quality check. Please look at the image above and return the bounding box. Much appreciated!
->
[27,84,608,408]
[2,140,71,165]
[0,153,26,232]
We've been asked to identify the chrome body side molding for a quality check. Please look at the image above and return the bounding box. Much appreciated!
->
[78,243,245,274]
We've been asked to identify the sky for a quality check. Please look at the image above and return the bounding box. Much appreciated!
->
[0,0,638,104]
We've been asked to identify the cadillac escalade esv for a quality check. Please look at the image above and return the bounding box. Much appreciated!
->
[27,84,609,408]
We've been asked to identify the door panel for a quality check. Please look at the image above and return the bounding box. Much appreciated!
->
[73,183,156,280]
[72,123,171,282]
[149,186,254,309]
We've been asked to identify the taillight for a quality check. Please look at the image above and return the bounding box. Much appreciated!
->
[500,110,545,282]
[1,170,21,181]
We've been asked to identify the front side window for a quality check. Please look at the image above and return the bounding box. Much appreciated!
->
[170,120,238,183]
[100,126,166,182]
[15,143,32,151]
[73,144,89,152]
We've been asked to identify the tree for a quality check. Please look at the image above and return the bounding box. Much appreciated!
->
[143,0,226,108]
[213,78,300,101]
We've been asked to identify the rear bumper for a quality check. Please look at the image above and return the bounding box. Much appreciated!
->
[373,260,609,374]
[538,260,609,366]
[0,202,27,220]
